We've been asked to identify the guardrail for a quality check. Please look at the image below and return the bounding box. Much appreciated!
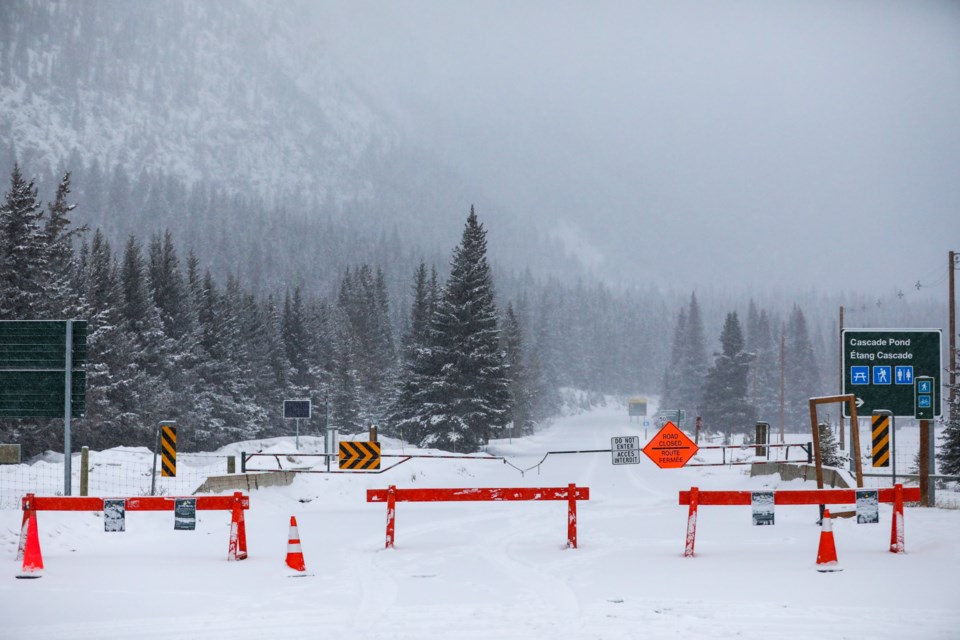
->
[366,484,590,549]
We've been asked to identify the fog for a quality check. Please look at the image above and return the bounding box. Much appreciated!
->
[312,0,959,295]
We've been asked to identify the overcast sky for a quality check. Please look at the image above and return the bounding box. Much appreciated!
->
[313,0,959,296]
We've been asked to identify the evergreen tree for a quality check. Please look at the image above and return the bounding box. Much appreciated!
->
[661,293,708,417]
[388,261,434,442]
[330,318,363,433]
[503,302,535,437]
[661,307,687,411]
[148,230,190,339]
[116,235,171,445]
[783,305,821,430]
[42,171,86,317]
[243,293,286,437]
[336,264,396,426]
[80,230,137,449]
[700,311,756,436]
[939,366,960,475]
[417,207,510,451]
[746,304,780,424]
[0,165,47,318]
[529,286,562,422]
[282,287,311,396]
[678,292,708,415]
[818,423,844,467]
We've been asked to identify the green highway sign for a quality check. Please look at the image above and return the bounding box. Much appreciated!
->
[0,320,87,418]
[842,329,941,419]
[914,376,935,420]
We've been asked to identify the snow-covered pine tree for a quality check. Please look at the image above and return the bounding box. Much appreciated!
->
[783,305,821,431]
[503,302,536,437]
[330,319,363,434]
[116,236,173,446]
[661,293,708,418]
[336,264,396,426]
[818,423,843,467]
[529,287,562,421]
[661,306,687,411]
[79,230,137,450]
[42,171,86,317]
[700,311,756,436]
[939,367,960,475]
[0,165,47,319]
[282,287,311,397]
[746,303,780,425]
[241,293,286,439]
[388,261,434,443]
[418,207,510,452]
[146,231,208,444]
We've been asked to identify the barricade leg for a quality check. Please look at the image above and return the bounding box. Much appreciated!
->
[567,483,578,549]
[684,487,699,557]
[890,483,905,553]
[385,485,396,549]
[228,492,248,561]
[17,494,35,561]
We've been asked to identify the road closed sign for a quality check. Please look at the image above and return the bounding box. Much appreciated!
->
[642,422,698,469]
[611,436,640,465]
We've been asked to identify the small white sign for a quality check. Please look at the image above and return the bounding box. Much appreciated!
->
[611,436,640,465]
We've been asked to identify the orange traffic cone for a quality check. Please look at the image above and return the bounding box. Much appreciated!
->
[815,509,842,572]
[16,510,43,579]
[285,516,308,575]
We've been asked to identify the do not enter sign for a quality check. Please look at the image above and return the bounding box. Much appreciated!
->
[642,422,698,468]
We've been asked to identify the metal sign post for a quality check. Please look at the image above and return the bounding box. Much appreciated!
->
[283,399,312,451]
[63,320,73,495]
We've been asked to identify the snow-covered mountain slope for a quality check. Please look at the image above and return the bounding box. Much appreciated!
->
[1,0,393,203]
[0,0,591,287]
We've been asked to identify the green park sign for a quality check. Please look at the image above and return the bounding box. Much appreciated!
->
[0,320,87,418]
[841,329,941,419]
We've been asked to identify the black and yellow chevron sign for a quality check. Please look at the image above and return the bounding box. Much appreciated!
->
[161,423,177,477]
[872,413,890,468]
[339,441,381,470]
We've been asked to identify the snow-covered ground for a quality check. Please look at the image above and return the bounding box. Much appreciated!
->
[3,402,959,639]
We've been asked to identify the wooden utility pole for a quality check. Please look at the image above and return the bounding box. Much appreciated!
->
[920,419,931,506]
[780,334,785,442]
[839,305,845,451]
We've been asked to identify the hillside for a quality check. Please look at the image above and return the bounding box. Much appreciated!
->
[0,0,582,289]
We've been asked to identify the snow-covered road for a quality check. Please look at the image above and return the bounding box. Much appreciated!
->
[3,402,959,639]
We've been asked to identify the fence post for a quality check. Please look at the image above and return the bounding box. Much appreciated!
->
[385,485,397,549]
[567,483,578,549]
[240,452,246,474]
[755,422,769,458]
[80,446,89,496]
[684,487,699,557]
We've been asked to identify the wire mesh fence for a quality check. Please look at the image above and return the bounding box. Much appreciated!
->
[0,449,234,509]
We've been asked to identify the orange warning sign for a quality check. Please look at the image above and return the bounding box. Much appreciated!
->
[642,421,698,468]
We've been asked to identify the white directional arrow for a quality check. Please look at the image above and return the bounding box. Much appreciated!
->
[856,397,864,408]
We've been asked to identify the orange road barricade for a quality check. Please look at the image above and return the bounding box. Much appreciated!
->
[17,491,250,575]
[367,484,590,549]
[678,484,918,557]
